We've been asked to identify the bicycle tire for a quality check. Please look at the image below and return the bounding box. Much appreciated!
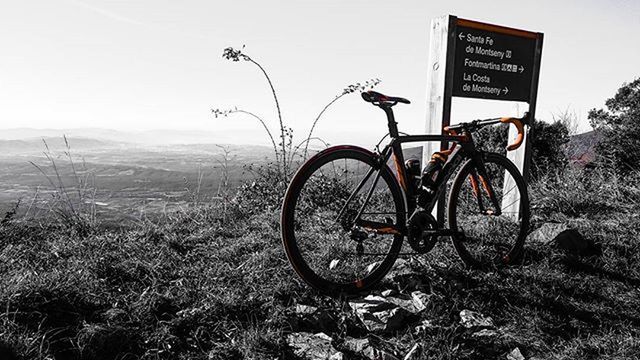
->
[281,146,406,294]
[448,152,530,268]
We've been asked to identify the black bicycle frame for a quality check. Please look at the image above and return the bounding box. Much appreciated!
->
[342,104,502,236]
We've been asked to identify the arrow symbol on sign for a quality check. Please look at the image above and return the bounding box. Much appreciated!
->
[459,33,465,41]
[503,87,509,95]
[519,66,525,73]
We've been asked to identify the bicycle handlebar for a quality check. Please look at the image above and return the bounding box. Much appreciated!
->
[500,116,525,151]
[444,112,529,151]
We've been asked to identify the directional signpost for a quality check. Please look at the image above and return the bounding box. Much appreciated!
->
[424,15,543,223]
[452,20,538,102]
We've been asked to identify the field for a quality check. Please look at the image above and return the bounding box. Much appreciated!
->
[1,134,640,360]
[0,136,273,222]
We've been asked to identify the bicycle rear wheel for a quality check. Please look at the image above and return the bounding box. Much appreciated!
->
[448,152,530,268]
[281,146,405,294]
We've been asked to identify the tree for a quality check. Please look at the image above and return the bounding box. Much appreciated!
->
[588,77,640,172]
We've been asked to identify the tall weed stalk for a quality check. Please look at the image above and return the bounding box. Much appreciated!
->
[29,136,98,232]
[214,45,380,185]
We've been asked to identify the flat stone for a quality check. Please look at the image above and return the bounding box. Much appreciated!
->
[286,332,344,360]
[471,329,499,343]
[380,294,420,314]
[506,347,525,360]
[528,223,568,244]
[459,309,494,329]
[381,289,397,297]
[349,298,411,332]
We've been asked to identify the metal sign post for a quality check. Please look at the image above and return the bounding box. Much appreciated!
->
[424,15,543,223]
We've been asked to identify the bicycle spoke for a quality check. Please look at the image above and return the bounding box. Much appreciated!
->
[291,153,399,286]
[450,154,527,268]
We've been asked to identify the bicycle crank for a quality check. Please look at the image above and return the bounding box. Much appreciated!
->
[407,210,439,253]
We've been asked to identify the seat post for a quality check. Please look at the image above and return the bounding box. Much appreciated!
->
[380,105,400,138]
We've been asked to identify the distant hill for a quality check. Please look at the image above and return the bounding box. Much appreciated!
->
[0,127,269,146]
[566,130,600,165]
[0,137,124,155]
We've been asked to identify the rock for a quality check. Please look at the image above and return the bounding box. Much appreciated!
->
[342,337,370,353]
[410,291,430,312]
[350,296,412,332]
[381,289,397,297]
[341,337,399,360]
[296,304,318,315]
[293,304,336,333]
[403,344,420,360]
[387,259,424,290]
[378,294,419,314]
[554,229,602,256]
[286,332,344,360]
[506,347,525,360]
[414,319,438,334]
[372,349,401,360]
[528,222,568,244]
[373,307,411,333]
[369,291,430,314]
[349,296,410,332]
[530,224,601,256]
[471,329,499,343]
[459,309,494,329]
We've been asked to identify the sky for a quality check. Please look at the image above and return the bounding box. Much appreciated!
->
[1,0,639,146]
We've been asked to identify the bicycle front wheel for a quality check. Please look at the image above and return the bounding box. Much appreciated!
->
[281,146,405,294]
[448,152,530,268]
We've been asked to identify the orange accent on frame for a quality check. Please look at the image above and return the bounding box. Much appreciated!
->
[469,176,480,198]
[479,175,493,199]
[457,18,539,39]
[393,152,407,191]
[364,226,401,235]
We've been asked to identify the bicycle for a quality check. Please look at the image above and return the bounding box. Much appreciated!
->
[281,90,530,294]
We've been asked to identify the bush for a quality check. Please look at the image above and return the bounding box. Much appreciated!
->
[588,77,640,172]
[234,163,288,216]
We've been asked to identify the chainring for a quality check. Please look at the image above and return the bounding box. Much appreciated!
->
[407,210,439,253]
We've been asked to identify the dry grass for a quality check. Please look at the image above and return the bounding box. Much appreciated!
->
[1,164,640,359]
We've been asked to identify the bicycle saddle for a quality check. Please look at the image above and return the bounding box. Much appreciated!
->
[361,91,411,106]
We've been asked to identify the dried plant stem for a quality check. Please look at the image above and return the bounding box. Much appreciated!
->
[247,58,287,180]
[302,94,345,160]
